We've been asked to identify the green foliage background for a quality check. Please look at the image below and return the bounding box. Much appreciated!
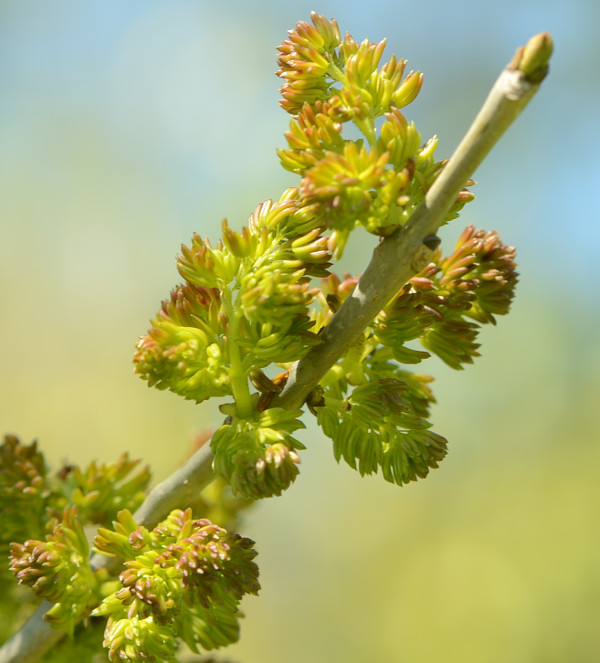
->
[1,1,598,661]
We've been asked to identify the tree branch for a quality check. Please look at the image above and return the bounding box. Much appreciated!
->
[0,32,552,663]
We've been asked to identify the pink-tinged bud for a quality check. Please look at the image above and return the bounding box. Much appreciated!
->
[309,11,342,50]
[353,38,387,82]
[382,54,407,85]
[221,219,245,258]
[391,71,423,108]
[457,189,476,203]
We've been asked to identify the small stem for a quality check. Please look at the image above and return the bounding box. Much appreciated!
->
[357,117,377,150]
[222,290,253,419]
[327,61,346,85]
[228,325,253,418]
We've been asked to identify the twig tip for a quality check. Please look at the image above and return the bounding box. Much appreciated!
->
[510,32,554,83]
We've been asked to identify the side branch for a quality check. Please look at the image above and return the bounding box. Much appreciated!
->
[0,32,552,663]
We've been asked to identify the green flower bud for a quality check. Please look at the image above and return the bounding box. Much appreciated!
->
[510,31,553,83]
[317,367,446,485]
[58,453,150,526]
[308,11,342,51]
[212,409,305,499]
[9,508,97,634]
[94,509,259,659]
[134,285,231,403]
[277,13,343,114]
[391,70,424,108]
[0,435,48,559]
[371,225,516,370]
[102,613,179,663]
[178,233,241,289]
[379,109,422,171]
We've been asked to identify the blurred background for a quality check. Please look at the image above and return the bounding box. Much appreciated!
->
[1,0,598,661]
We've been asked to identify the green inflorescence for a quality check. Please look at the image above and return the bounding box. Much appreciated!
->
[9,507,97,634]
[314,225,516,484]
[211,407,306,499]
[92,508,259,662]
[276,13,473,255]
[1,435,152,639]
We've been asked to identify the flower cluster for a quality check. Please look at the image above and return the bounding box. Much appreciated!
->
[134,189,330,406]
[93,508,259,661]
[0,435,48,565]
[277,11,474,256]
[9,507,97,633]
[311,268,448,485]
[374,225,518,369]
[211,407,306,499]
[133,188,335,500]
[1,435,152,640]
[317,367,446,485]
[133,285,230,403]
[56,453,151,525]
[0,437,150,560]
[4,436,259,659]
[313,227,516,484]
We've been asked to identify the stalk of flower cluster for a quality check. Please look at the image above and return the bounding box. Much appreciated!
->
[0,32,552,663]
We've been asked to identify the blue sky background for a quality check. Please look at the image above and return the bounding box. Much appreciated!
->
[1,1,598,661]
